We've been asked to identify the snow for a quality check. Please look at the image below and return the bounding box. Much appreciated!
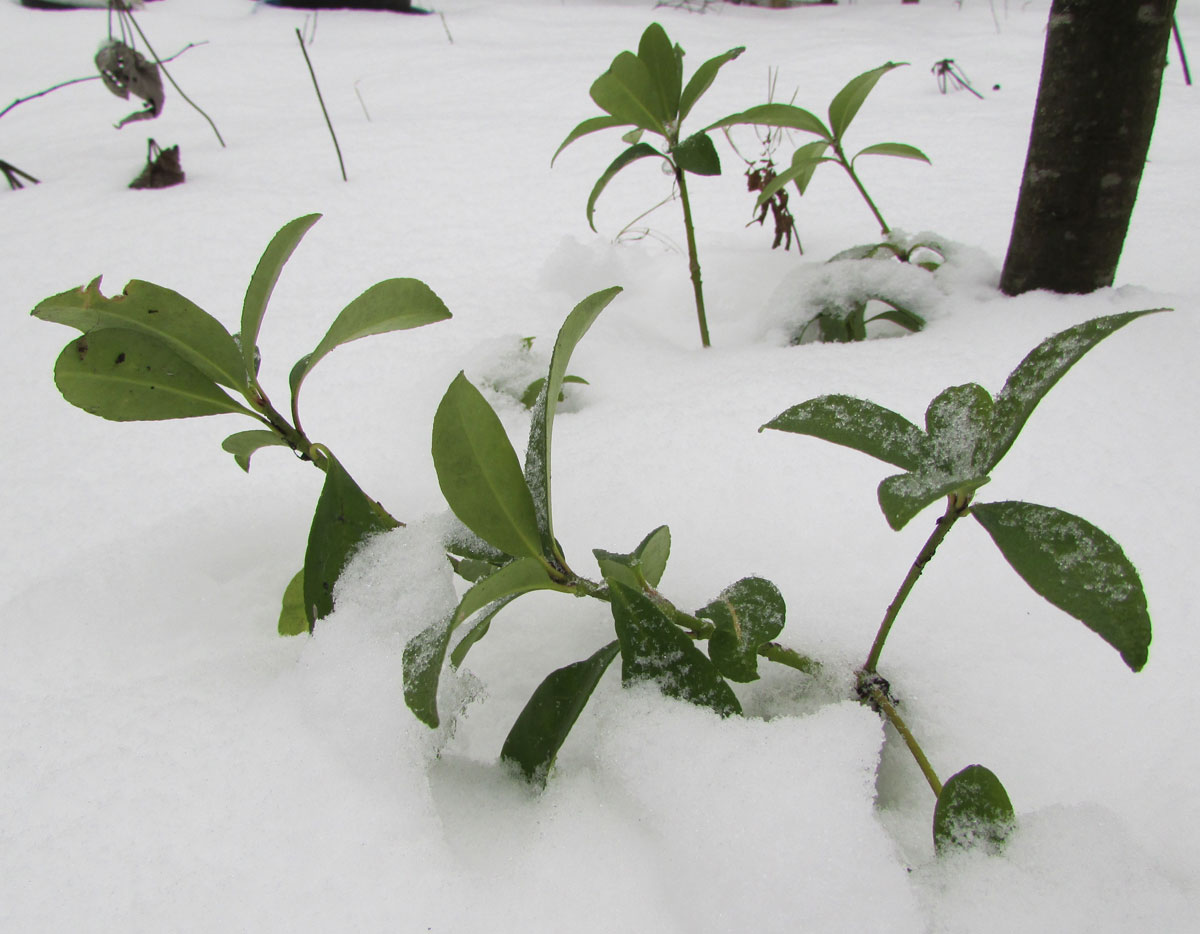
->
[3,0,1198,930]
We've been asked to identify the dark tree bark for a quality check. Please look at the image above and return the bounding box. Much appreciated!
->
[999,0,1178,296]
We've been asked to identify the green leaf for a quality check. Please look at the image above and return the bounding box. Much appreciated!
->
[277,569,308,637]
[828,62,907,141]
[877,470,989,531]
[786,139,832,195]
[609,582,741,717]
[925,383,995,478]
[679,45,746,123]
[552,114,631,165]
[53,329,253,422]
[673,131,721,176]
[762,394,931,471]
[403,557,571,728]
[933,764,1015,855]
[594,525,670,593]
[704,102,829,139]
[525,287,623,562]
[240,214,322,382]
[972,501,1151,672]
[865,305,926,333]
[989,309,1166,470]
[289,277,451,414]
[586,142,667,232]
[637,23,682,124]
[853,141,931,164]
[500,640,620,787]
[221,429,290,472]
[699,577,786,683]
[303,448,399,629]
[519,374,589,410]
[34,278,248,392]
[448,595,517,669]
[433,372,546,562]
[590,50,667,133]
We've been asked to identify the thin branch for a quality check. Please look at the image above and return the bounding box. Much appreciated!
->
[295,28,347,182]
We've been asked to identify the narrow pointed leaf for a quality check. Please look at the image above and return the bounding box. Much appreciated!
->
[990,309,1166,470]
[289,278,451,411]
[590,51,666,133]
[763,394,931,471]
[638,23,682,123]
[699,577,786,683]
[972,501,1151,671]
[634,524,671,588]
[525,287,622,561]
[501,640,620,787]
[679,45,746,122]
[787,139,832,195]
[586,143,667,231]
[854,141,931,164]
[277,569,307,636]
[449,595,518,669]
[54,329,253,422]
[673,131,721,176]
[878,470,989,531]
[865,306,925,333]
[552,114,631,165]
[240,214,322,381]
[34,278,247,392]
[934,765,1015,855]
[705,102,828,138]
[433,372,545,562]
[222,429,290,472]
[828,62,906,140]
[303,448,399,629]
[609,582,741,717]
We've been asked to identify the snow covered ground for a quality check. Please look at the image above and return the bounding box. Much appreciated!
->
[2,0,1197,930]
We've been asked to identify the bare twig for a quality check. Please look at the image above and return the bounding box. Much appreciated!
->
[295,28,347,182]
[439,12,454,45]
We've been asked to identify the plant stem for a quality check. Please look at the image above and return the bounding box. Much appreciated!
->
[295,28,347,182]
[863,494,971,673]
[859,676,943,797]
[834,140,889,235]
[674,167,712,348]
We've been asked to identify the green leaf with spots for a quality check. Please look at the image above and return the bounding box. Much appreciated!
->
[698,577,786,683]
[762,394,931,471]
[925,383,995,477]
[877,470,989,531]
[934,764,1015,855]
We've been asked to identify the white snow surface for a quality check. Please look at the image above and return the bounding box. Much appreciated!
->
[3,0,1198,930]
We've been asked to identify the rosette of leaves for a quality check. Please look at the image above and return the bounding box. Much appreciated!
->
[708,62,930,236]
[763,308,1166,852]
[407,286,815,787]
[31,213,451,635]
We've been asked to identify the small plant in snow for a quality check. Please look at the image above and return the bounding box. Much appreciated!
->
[762,308,1164,852]
[31,214,451,635]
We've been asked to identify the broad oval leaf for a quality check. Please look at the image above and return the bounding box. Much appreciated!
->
[637,23,682,124]
[679,45,746,123]
[990,309,1166,470]
[34,278,248,392]
[586,143,667,231]
[54,328,252,422]
[289,277,451,412]
[762,394,931,471]
[673,131,721,176]
[828,62,907,141]
[609,582,741,717]
[221,429,290,472]
[878,470,989,531]
[972,501,1151,671]
[705,102,829,138]
[925,383,995,477]
[304,447,400,629]
[590,50,666,133]
[500,640,620,787]
[526,287,623,563]
[853,141,931,164]
[277,569,307,637]
[933,764,1015,855]
[240,214,322,381]
[699,577,786,683]
[433,372,546,562]
[552,114,630,165]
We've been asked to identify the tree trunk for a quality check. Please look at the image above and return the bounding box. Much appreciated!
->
[999,0,1177,296]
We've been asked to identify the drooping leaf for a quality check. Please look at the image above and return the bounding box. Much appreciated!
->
[34,278,248,392]
[933,764,1015,855]
[925,383,995,478]
[704,102,829,139]
[552,114,631,165]
[637,23,682,124]
[240,214,322,382]
[679,45,746,123]
[221,429,290,472]
[277,569,307,636]
[877,470,989,531]
[53,329,253,422]
[989,309,1166,470]
[500,640,620,787]
[853,141,931,164]
[433,372,546,562]
[586,143,667,231]
[303,448,399,629]
[609,582,741,717]
[972,501,1151,671]
[698,577,786,683]
[762,394,931,471]
[289,277,451,413]
[828,62,907,140]
[866,305,925,333]
[590,51,667,133]
[449,595,518,669]
[786,139,833,196]
[673,131,721,176]
[525,287,622,562]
